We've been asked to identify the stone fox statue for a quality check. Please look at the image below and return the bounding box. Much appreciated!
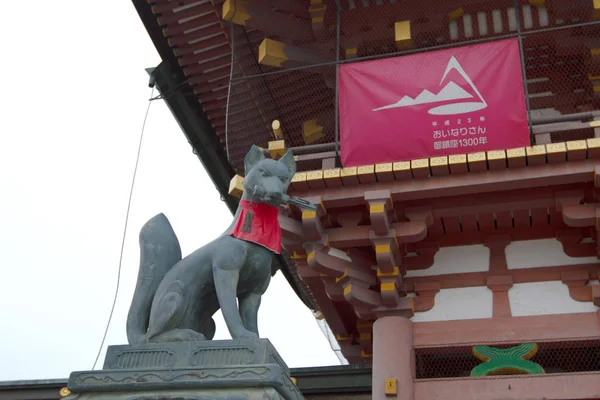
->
[126,145,296,344]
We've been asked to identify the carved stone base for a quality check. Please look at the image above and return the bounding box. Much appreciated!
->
[64,339,304,400]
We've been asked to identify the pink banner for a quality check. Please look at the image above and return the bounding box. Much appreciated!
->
[339,39,530,167]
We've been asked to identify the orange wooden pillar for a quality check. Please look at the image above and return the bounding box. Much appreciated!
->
[372,317,414,400]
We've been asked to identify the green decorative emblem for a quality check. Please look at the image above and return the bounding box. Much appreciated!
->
[470,343,545,377]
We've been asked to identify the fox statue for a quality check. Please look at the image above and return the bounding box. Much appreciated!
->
[126,145,296,344]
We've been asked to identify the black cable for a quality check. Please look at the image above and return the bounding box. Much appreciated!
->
[224,1,237,164]
[149,79,189,101]
[91,87,155,370]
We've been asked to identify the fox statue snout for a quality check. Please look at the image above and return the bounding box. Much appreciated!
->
[247,183,285,207]
[126,145,296,345]
[260,191,284,207]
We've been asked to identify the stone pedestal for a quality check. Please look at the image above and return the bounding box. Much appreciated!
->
[64,339,304,400]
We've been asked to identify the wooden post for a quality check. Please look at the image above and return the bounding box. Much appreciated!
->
[372,317,414,400]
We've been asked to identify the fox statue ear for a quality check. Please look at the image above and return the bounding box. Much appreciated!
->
[279,150,296,181]
[244,145,266,176]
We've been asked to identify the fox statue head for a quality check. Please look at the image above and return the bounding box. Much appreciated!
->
[241,145,296,208]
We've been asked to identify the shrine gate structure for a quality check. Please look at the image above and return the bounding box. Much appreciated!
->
[131,0,600,399]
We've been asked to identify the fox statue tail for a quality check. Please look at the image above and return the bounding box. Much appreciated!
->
[126,213,182,345]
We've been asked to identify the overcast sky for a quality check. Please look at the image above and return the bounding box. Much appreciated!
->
[0,1,339,381]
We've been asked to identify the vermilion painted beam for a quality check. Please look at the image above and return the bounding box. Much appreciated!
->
[163,19,222,38]
[404,262,599,290]
[308,246,376,284]
[188,55,232,76]
[196,88,229,104]
[563,203,599,227]
[174,41,232,58]
[151,0,211,14]
[185,63,231,78]
[295,260,353,338]
[157,4,215,25]
[187,68,232,87]
[326,221,427,248]
[178,45,240,68]
[282,193,595,251]
[525,54,587,79]
[528,75,590,95]
[343,284,382,309]
[400,185,585,218]
[201,101,227,113]
[168,29,228,48]
[531,92,589,111]
[279,215,304,242]
[415,372,600,400]
[293,161,597,209]
[413,311,600,347]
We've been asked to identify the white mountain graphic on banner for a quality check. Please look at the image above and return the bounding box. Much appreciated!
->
[373,82,473,110]
[372,56,488,116]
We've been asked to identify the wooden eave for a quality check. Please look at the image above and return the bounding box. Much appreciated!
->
[277,139,600,364]
[288,140,600,198]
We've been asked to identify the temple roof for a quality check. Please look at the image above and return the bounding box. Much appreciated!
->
[132,0,600,319]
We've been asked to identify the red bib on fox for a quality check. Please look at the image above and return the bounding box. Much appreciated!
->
[229,200,281,254]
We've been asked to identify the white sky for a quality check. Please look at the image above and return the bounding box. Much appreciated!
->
[0,1,339,381]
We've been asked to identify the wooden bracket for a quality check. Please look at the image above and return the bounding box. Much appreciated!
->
[413,282,440,312]
[404,241,440,272]
[308,0,328,40]
[562,203,599,227]
[307,245,347,278]
[556,229,596,258]
[301,196,326,241]
[593,285,600,306]
[293,257,351,339]
[335,335,362,364]
[484,234,511,274]
[562,269,593,302]
[555,189,585,212]
[357,320,374,356]
[404,206,434,227]
[377,267,406,307]
[373,297,414,319]
[487,275,514,318]
[371,233,403,275]
[365,190,393,236]
[278,215,305,243]
[344,283,383,309]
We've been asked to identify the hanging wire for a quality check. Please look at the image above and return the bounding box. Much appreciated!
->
[513,0,534,143]
[148,80,188,101]
[224,0,237,164]
[334,0,341,161]
[91,87,154,370]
